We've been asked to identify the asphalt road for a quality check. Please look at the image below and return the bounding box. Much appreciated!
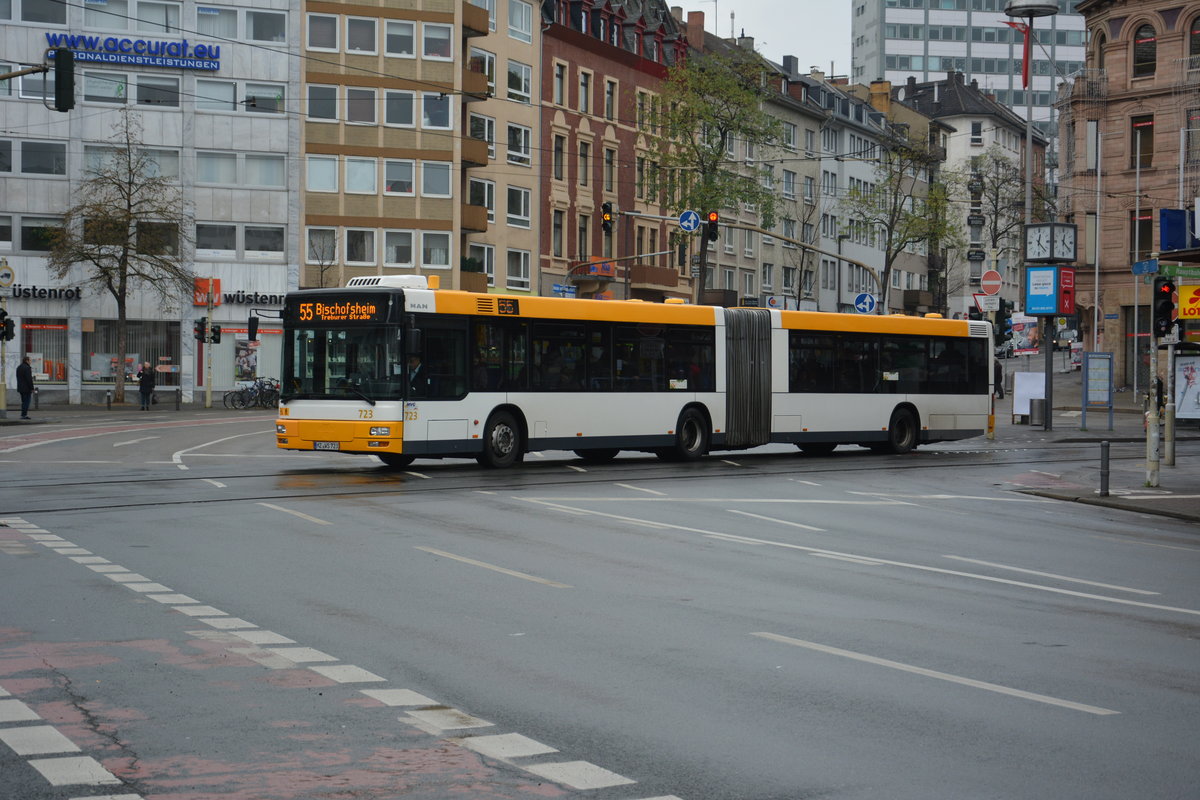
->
[2,412,1198,800]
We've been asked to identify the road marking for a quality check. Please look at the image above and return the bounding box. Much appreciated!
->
[27,756,122,786]
[525,761,636,790]
[112,436,159,448]
[308,664,386,683]
[456,732,558,759]
[415,546,572,589]
[521,499,1200,618]
[615,483,666,496]
[943,556,1160,595]
[0,725,81,755]
[526,497,911,505]
[405,471,432,479]
[851,491,1049,503]
[811,553,883,566]
[407,707,493,731]
[789,478,821,486]
[257,502,332,526]
[172,430,270,470]
[721,459,741,466]
[566,465,587,472]
[229,630,295,646]
[265,647,338,663]
[360,689,436,707]
[202,479,227,488]
[727,509,826,532]
[196,617,253,629]
[751,632,1120,716]
[0,698,42,722]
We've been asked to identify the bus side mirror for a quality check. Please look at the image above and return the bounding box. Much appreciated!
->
[406,329,422,355]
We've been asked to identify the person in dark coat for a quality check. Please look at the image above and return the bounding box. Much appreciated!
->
[137,361,156,410]
[993,358,1004,401]
[16,356,34,419]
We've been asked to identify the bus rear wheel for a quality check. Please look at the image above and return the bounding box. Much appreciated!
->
[658,408,709,461]
[882,407,918,454]
[478,410,522,468]
[574,448,619,464]
[377,453,415,468]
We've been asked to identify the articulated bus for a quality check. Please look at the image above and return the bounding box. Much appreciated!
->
[275,275,994,468]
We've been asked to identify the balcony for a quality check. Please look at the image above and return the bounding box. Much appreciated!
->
[462,1,488,37]
[628,263,680,292]
[462,68,489,101]
[462,203,488,232]
[462,136,489,167]
[1056,68,1106,107]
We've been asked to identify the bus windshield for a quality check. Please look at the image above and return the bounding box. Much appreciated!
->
[283,325,406,401]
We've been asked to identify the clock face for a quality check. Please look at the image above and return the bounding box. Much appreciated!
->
[1026,225,1051,260]
[1052,225,1076,261]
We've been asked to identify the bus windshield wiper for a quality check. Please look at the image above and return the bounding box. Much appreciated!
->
[346,386,376,406]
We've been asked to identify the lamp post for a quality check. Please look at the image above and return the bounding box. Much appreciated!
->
[1006,1,1058,428]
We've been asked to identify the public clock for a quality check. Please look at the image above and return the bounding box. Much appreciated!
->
[1051,223,1077,262]
[1025,223,1052,262]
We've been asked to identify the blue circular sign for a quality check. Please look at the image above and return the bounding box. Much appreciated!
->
[854,293,877,314]
[678,210,701,232]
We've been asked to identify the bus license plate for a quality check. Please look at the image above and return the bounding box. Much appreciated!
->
[314,441,340,451]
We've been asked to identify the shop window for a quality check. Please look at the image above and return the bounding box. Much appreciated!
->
[82,320,181,385]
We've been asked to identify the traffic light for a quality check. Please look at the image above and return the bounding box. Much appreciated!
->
[0,308,13,342]
[209,324,222,344]
[247,316,259,342]
[1152,276,1176,338]
[601,202,613,234]
[995,299,1012,342]
[705,211,720,242]
[52,47,74,112]
[194,317,207,342]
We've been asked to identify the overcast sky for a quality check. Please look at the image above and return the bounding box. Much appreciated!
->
[670,1,853,77]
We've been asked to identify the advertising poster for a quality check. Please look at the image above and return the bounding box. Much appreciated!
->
[1011,314,1040,356]
[234,336,259,382]
[1176,355,1200,420]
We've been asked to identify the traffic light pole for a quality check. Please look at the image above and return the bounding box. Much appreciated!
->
[0,300,7,421]
[1147,339,1159,487]
[205,280,214,409]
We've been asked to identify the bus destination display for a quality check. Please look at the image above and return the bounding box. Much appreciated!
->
[288,294,388,324]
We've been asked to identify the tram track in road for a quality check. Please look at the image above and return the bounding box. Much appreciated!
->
[0,440,1155,516]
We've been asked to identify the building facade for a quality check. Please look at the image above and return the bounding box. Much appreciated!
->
[2,0,296,403]
[1057,0,1200,388]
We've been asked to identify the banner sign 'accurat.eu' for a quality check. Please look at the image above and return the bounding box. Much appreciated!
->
[46,31,221,71]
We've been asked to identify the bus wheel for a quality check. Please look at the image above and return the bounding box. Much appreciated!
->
[884,408,918,454]
[478,410,522,468]
[798,442,836,456]
[661,408,709,461]
[574,448,619,464]
[377,453,415,468]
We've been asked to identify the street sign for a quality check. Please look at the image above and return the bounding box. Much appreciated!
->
[1160,263,1200,279]
[967,250,986,261]
[0,263,13,287]
[1132,258,1159,275]
[981,269,1002,295]
[974,293,1000,312]
[678,210,701,232]
[853,293,876,314]
[690,267,700,278]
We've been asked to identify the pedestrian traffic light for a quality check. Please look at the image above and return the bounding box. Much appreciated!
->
[601,202,613,233]
[194,317,207,342]
[1152,276,1176,338]
[52,47,74,112]
[705,211,720,242]
[209,324,221,344]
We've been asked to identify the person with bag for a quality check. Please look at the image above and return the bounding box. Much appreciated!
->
[137,361,156,410]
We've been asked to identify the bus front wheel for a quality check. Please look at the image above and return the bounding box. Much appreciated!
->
[377,453,415,468]
[882,407,918,454]
[478,410,522,468]
[658,408,709,461]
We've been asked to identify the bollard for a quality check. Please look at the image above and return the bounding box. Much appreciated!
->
[106,390,111,411]
[1099,440,1110,497]
[33,386,39,410]
[176,387,181,411]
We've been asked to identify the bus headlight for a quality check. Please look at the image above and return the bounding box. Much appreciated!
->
[276,424,287,433]
[369,426,391,436]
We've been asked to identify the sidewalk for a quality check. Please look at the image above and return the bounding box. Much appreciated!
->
[990,363,1200,525]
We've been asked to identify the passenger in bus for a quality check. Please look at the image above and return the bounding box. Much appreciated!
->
[408,355,427,395]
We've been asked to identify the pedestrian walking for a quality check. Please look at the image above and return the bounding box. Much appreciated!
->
[993,358,1005,400]
[16,356,34,419]
[137,361,156,410]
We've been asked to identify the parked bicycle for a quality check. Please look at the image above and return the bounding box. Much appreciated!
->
[223,377,280,409]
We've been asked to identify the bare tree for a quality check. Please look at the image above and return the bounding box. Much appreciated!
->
[306,229,340,289]
[840,132,956,312]
[46,108,192,403]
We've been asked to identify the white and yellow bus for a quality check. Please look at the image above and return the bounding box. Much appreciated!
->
[275,275,994,468]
